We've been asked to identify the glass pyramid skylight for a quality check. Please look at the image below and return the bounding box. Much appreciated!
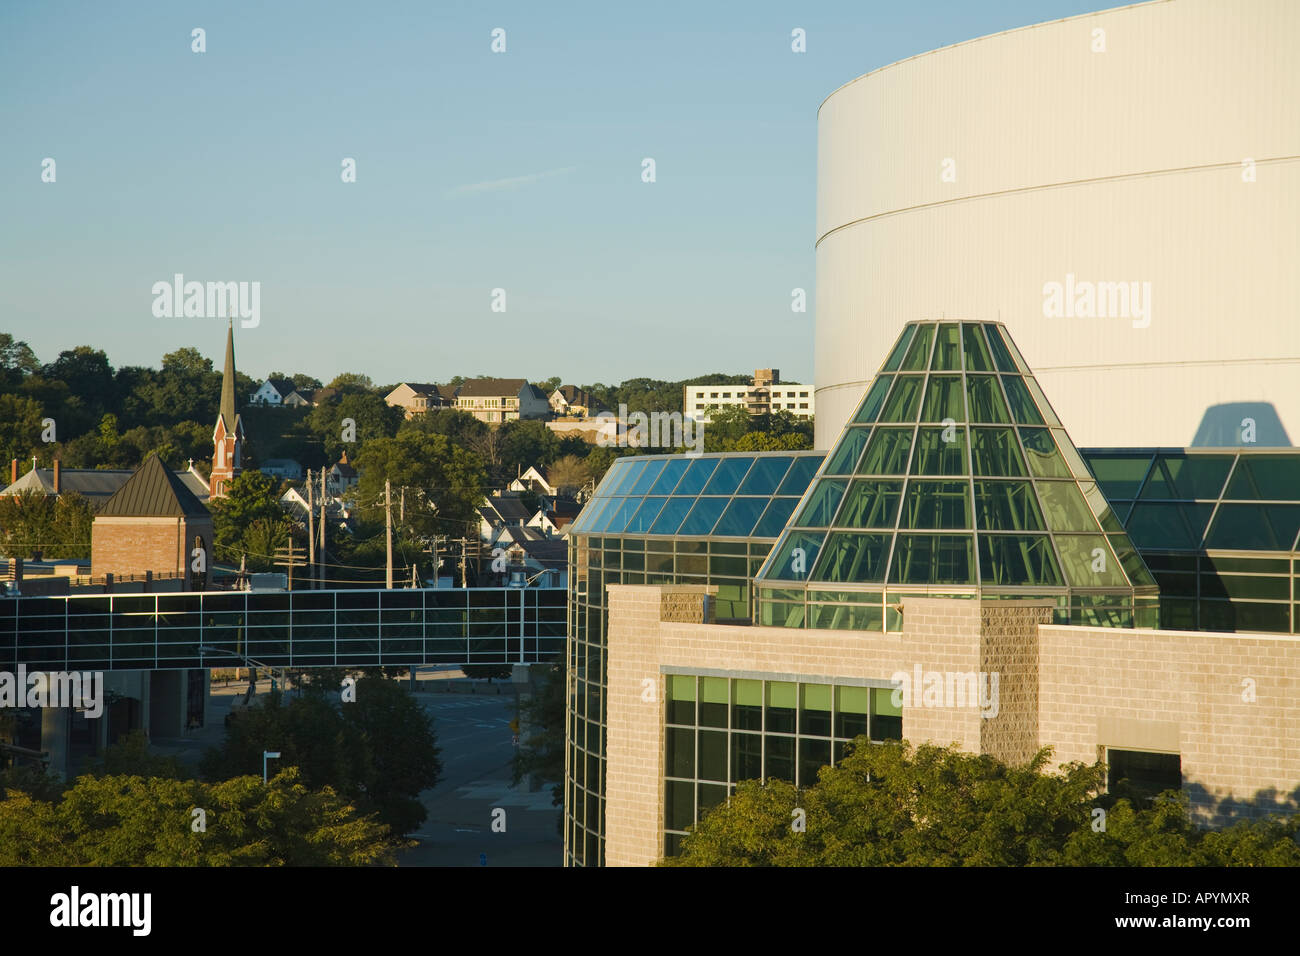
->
[755,320,1159,632]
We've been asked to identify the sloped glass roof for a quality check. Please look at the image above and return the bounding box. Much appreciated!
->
[756,320,1159,631]
[569,451,825,539]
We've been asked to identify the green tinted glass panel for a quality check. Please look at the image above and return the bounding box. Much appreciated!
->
[882,325,917,372]
[702,457,753,495]
[901,324,934,371]
[835,480,903,528]
[1203,555,1291,574]
[872,686,903,718]
[1036,481,1100,532]
[974,480,1045,531]
[735,678,762,707]
[1055,535,1127,587]
[1126,501,1214,550]
[880,376,924,422]
[978,535,1063,586]
[674,457,718,495]
[677,497,728,535]
[901,480,971,529]
[836,685,869,714]
[1084,455,1152,499]
[628,458,667,495]
[765,531,825,581]
[714,497,768,536]
[669,675,696,701]
[825,427,869,475]
[889,534,974,585]
[811,533,892,583]
[1225,456,1300,500]
[854,376,893,423]
[738,457,793,496]
[1140,455,1234,499]
[778,456,823,495]
[962,323,993,372]
[921,375,965,422]
[752,498,798,538]
[1205,504,1300,551]
[931,323,961,370]
[1001,376,1045,425]
[1054,435,1092,481]
[993,326,1031,373]
[858,428,914,475]
[1020,428,1072,478]
[967,376,1010,423]
[647,457,691,496]
[647,497,695,535]
[1023,378,1061,427]
[793,479,846,527]
[970,427,1026,477]
[666,727,694,777]
[911,427,968,476]
[623,496,667,534]
[1081,482,1127,533]
[985,325,1018,372]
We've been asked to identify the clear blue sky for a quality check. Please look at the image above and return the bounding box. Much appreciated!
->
[0,0,1104,388]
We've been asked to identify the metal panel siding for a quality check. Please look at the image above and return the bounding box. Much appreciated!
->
[814,0,1300,450]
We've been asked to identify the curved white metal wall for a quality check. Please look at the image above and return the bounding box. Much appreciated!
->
[815,0,1300,450]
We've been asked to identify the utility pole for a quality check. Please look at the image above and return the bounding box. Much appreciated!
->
[400,485,405,524]
[454,536,470,588]
[274,540,306,591]
[319,468,327,587]
[385,478,394,589]
[306,468,316,588]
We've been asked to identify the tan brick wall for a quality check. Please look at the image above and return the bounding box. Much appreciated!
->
[92,516,212,587]
[1038,623,1300,824]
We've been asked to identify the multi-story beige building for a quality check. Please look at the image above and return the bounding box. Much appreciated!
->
[684,370,814,424]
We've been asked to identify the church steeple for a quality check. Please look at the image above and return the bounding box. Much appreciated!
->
[210,320,244,498]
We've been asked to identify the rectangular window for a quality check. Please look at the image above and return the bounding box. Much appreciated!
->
[1106,749,1181,807]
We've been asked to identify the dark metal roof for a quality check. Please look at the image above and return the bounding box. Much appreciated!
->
[97,454,210,518]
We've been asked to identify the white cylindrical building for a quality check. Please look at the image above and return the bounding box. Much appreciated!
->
[815,0,1300,451]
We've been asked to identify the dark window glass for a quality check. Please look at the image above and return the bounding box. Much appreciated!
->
[901,480,971,529]
[799,684,833,736]
[764,531,825,581]
[882,325,917,372]
[1141,455,1233,500]
[714,497,768,537]
[984,324,1018,372]
[811,533,892,583]
[920,376,965,423]
[698,783,728,818]
[1035,481,1099,532]
[1083,455,1151,499]
[752,498,799,538]
[731,732,763,782]
[627,458,667,496]
[623,497,667,534]
[834,685,869,739]
[966,376,1010,423]
[799,738,832,788]
[825,427,869,474]
[647,457,691,496]
[765,681,797,734]
[1128,501,1215,550]
[699,730,727,781]
[732,679,763,730]
[665,780,695,830]
[901,324,934,371]
[1107,749,1180,807]
[793,479,847,527]
[880,376,924,423]
[854,377,893,423]
[978,535,1063,586]
[962,323,993,371]
[647,497,695,535]
[666,727,695,778]
[931,323,961,370]
[1020,428,1072,478]
[1107,535,1158,588]
[699,677,728,728]
[674,457,719,496]
[1204,504,1300,551]
[889,534,974,584]
[778,456,823,496]
[765,736,796,782]
[677,497,728,535]
[738,456,794,495]
[870,688,903,741]
[1001,376,1045,425]
[702,457,753,495]
[1224,456,1300,500]
[911,427,968,476]
[970,427,1027,477]
[835,480,903,529]
[666,674,695,724]
[858,427,915,475]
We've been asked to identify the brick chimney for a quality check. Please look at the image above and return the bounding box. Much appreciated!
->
[53,458,61,495]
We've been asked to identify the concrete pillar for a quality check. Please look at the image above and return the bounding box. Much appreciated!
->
[40,707,70,780]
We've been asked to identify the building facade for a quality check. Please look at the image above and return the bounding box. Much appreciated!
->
[685,370,814,424]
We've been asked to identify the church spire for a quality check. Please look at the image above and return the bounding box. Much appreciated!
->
[220,317,237,429]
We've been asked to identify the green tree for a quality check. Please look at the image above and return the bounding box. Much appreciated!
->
[327,372,375,391]
[352,431,488,537]
[209,470,297,571]
[0,333,40,388]
[309,391,403,462]
[0,393,45,464]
